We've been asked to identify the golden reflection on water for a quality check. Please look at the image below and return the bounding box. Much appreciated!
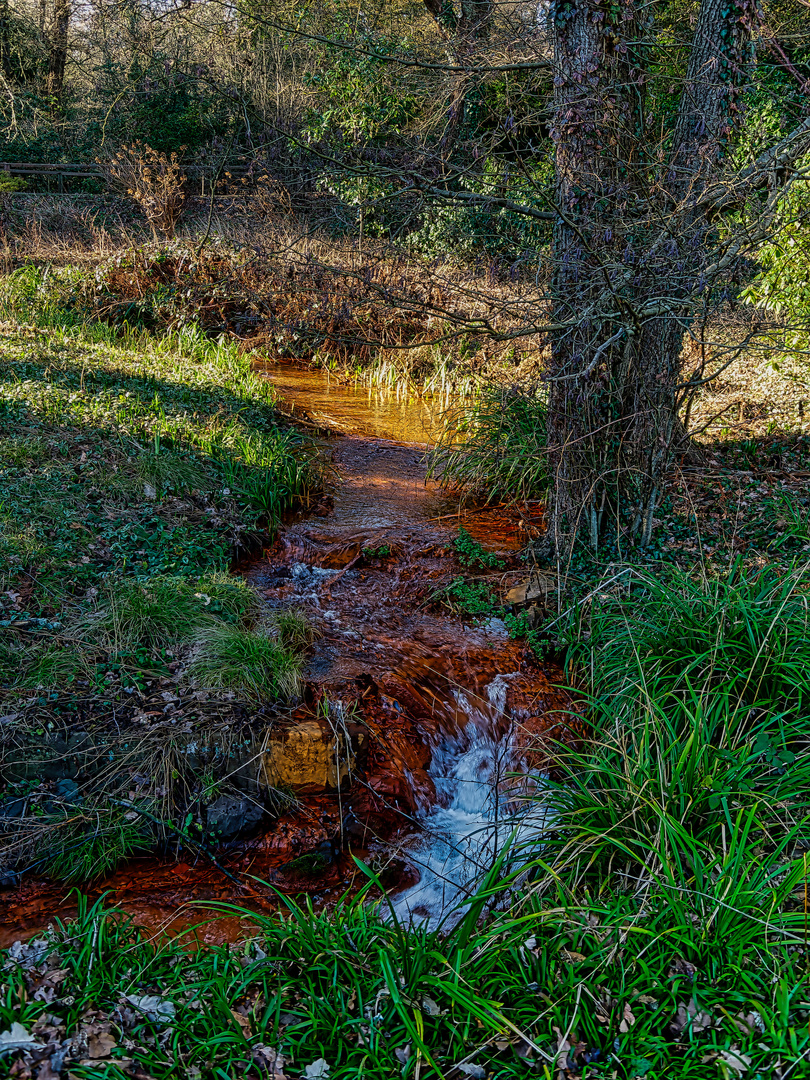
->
[256,361,449,445]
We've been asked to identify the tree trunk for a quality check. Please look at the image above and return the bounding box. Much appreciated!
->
[546,0,651,559]
[546,0,758,562]
[422,0,493,154]
[47,0,70,103]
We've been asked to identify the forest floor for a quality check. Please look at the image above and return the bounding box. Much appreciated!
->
[1,251,809,1080]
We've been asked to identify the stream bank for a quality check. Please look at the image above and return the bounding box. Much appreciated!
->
[2,369,573,943]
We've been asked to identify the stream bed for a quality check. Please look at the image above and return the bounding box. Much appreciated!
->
[3,368,565,944]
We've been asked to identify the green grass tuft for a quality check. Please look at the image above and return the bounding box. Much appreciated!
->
[271,607,316,651]
[188,623,303,703]
[431,383,548,502]
[75,575,216,652]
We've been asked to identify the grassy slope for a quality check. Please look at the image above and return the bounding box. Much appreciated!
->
[0,314,323,882]
[0,318,320,694]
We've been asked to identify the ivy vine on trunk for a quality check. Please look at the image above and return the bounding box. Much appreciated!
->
[545,0,771,560]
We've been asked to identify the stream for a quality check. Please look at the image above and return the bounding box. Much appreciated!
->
[251,366,557,927]
[3,367,565,943]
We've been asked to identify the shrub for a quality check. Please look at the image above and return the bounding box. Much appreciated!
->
[101,142,187,240]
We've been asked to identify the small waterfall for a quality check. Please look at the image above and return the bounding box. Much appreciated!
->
[391,674,543,928]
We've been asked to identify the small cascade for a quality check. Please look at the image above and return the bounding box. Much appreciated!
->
[391,674,543,928]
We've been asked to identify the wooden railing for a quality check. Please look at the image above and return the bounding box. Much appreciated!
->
[0,161,249,194]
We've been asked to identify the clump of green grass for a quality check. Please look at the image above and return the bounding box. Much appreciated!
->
[1,871,807,1080]
[431,383,548,501]
[22,642,90,689]
[193,570,260,623]
[38,805,151,882]
[75,575,216,652]
[534,563,810,891]
[188,623,303,703]
[588,561,810,722]
[215,428,321,527]
[271,607,316,651]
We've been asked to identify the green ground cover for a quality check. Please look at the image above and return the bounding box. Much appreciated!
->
[1,271,809,1080]
[0,313,321,696]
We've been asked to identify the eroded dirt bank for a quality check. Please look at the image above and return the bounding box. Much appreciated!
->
[2,374,573,944]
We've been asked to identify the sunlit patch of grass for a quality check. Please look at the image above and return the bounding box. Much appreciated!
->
[133,451,215,496]
[75,575,216,653]
[0,308,323,707]
[193,571,260,623]
[188,623,303,703]
[0,435,47,466]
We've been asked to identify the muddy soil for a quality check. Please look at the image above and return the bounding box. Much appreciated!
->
[2,373,572,945]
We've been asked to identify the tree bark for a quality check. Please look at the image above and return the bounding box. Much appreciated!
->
[47,0,70,103]
[545,0,759,562]
[0,0,10,79]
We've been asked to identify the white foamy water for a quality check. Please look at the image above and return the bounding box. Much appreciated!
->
[391,675,544,929]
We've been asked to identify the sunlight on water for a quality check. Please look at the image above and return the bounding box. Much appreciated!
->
[256,361,448,444]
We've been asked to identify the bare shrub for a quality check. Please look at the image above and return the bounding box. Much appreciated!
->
[101,143,187,241]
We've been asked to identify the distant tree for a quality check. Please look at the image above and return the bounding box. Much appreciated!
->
[46,0,68,102]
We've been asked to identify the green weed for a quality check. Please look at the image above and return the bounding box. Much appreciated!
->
[432,575,500,618]
[431,383,548,502]
[453,525,504,569]
[188,623,303,703]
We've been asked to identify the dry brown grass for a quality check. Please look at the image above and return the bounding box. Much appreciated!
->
[0,194,146,270]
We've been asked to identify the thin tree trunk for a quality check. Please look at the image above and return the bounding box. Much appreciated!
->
[422,0,493,155]
[0,0,10,79]
[47,0,70,103]
[546,0,648,560]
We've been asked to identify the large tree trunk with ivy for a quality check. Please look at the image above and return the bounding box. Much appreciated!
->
[546,0,760,562]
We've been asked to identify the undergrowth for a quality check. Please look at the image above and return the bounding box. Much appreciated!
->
[1,863,807,1080]
[431,383,548,502]
[0,316,321,700]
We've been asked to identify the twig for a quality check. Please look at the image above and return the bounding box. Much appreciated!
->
[111,798,243,888]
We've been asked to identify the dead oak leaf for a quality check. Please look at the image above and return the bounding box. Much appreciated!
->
[719,1048,752,1075]
[671,997,715,1037]
[87,1031,117,1059]
[228,1009,251,1038]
